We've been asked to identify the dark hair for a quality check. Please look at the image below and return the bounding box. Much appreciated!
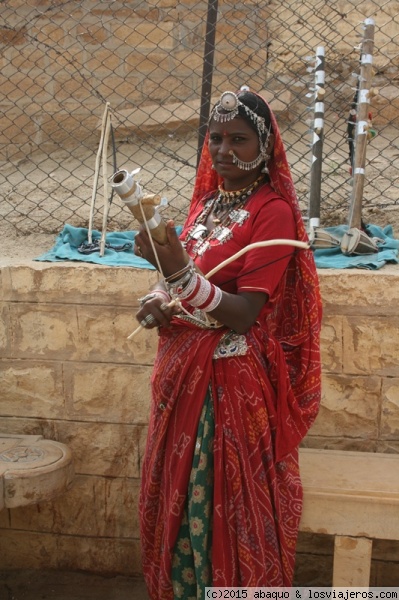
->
[236,90,273,142]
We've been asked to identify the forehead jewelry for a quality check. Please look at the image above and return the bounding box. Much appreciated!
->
[211,91,268,135]
[211,91,271,172]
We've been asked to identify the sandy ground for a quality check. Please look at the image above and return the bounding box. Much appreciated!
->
[0,570,149,600]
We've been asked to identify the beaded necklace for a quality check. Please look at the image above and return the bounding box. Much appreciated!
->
[184,174,266,257]
[213,174,265,218]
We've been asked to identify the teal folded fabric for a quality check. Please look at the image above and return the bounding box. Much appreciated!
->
[36,223,399,271]
[313,224,399,269]
[35,224,155,268]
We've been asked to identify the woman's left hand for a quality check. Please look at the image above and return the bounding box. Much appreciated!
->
[134,220,189,277]
[136,295,180,330]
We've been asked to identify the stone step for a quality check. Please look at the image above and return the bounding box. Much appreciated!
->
[0,433,74,510]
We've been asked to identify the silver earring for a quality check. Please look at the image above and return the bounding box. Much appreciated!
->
[261,153,270,173]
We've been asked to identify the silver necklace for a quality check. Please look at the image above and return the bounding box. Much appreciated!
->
[184,177,265,256]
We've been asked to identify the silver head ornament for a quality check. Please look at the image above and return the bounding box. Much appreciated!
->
[211,91,268,136]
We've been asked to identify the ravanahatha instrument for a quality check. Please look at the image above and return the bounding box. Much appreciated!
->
[341,18,379,255]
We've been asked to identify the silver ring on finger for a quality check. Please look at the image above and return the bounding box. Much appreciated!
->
[143,314,156,326]
[160,302,169,311]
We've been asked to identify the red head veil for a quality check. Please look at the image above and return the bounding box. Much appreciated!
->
[189,90,323,458]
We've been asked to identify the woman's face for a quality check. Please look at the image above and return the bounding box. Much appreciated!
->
[208,115,262,190]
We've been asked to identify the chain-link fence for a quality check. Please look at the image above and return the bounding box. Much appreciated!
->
[1,0,398,237]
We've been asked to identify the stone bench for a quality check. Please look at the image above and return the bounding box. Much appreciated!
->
[299,448,399,586]
[0,433,74,510]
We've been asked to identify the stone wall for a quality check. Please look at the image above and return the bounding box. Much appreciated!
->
[1,0,398,154]
[0,261,399,584]
[297,264,399,586]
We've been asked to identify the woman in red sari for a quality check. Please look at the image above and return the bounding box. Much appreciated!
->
[134,89,322,599]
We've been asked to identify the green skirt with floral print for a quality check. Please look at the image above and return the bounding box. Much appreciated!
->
[171,389,214,600]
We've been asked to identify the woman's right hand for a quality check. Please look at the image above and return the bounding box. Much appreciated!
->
[134,220,189,277]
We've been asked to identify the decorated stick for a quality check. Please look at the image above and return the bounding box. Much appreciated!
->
[111,167,200,280]
[110,168,168,244]
[308,46,325,230]
[347,84,358,177]
[347,17,375,230]
[306,49,340,249]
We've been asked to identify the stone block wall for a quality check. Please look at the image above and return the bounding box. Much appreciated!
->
[1,0,398,154]
[0,261,399,583]
[0,262,160,575]
[305,265,399,454]
[297,265,399,586]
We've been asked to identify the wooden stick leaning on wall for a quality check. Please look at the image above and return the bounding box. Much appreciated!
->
[88,102,110,245]
[99,108,112,257]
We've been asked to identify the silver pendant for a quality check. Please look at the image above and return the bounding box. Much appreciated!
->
[196,240,211,255]
[214,226,233,244]
[229,209,250,225]
[190,223,208,240]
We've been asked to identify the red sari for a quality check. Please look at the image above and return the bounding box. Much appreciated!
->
[139,97,322,599]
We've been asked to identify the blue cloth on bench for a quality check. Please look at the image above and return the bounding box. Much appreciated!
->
[35,224,161,269]
[35,223,399,271]
[313,225,399,269]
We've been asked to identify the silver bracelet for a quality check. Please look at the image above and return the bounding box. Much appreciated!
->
[166,268,195,296]
[164,258,194,283]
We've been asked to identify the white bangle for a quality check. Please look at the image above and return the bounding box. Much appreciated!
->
[179,272,223,312]
[203,286,223,312]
